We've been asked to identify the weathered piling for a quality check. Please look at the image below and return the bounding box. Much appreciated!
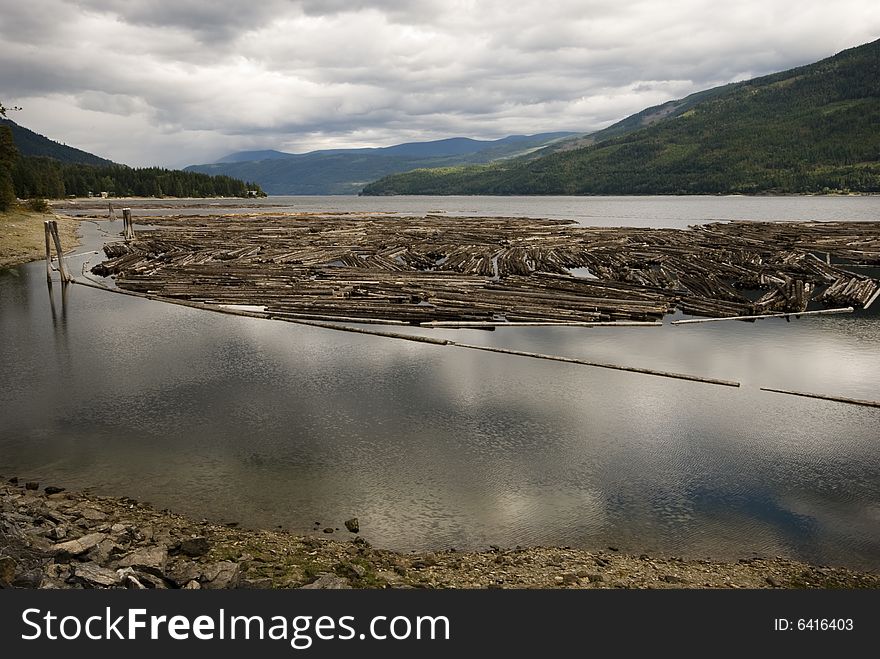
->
[43,220,52,285]
[122,208,135,240]
[44,219,73,284]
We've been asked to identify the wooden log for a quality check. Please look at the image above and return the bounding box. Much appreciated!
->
[44,221,53,285]
[49,220,73,284]
[671,307,854,325]
[864,285,880,310]
[760,387,880,409]
[122,208,134,240]
[419,320,662,328]
[451,342,741,387]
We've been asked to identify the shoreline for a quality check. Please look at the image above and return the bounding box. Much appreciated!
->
[0,208,82,270]
[2,481,877,590]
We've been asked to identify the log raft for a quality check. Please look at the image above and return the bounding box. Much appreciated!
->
[89,214,880,325]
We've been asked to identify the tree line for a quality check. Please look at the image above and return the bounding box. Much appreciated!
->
[0,104,264,212]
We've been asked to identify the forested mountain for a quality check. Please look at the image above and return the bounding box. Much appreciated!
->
[186,132,576,194]
[362,38,880,195]
[0,118,112,165]
[0,118,264,201]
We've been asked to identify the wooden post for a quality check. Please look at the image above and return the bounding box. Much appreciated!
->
[122,208,134,240]
[109,201,116,221]
[44,220,53,285]
[49,220,73,284]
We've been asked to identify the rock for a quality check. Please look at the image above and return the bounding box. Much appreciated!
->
[88,539,124,564]
[44,486,65,496]
[586,573,607,583]
[46,525,68,541]
[13,569,44,588]
[78,508,108,522]
[661,574,687,584]
[344,517,359,533]
[52,532,107,557]
[562,573,579,585]
[377,570,403,585]
[553,576,565,585]
[300,573,352,590]
[608,546,619,552]
[110,523,129,534]
[71,562,122,588]
[0,555,16,586]
[166,561,202,587]
[116,546,168,575]
[344,563,366,579]
[766,576,783,588]
[183,580,201,589]
[201,562,240,589]
[25,482,39,490]
[116,568,146,590]
[7,477,18,485]
[179,536,210,557]
[240,577,273,589]
[323,528,334,534]
[133,572,168,589]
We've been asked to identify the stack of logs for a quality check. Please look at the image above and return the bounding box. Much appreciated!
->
[90,214,880,324]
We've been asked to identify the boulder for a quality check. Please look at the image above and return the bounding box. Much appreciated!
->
[344,517,360,533]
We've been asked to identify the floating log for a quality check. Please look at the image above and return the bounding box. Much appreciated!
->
[452,342,741,387]
[73,275,740,388]
[760,387,880,409]
[671,307,854,325]
[419,320,661,328]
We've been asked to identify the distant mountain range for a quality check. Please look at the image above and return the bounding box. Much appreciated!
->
[0,117,113,166]
[363,38,880,195]
[185,132,577,195]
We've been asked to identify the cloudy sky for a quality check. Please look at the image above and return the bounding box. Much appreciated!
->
[2,1,878,168]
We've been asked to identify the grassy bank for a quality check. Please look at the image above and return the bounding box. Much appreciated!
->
[0,206,80,269]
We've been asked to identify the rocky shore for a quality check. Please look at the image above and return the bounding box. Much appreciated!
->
[2,481,878,590]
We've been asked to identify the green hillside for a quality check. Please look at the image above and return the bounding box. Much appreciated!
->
[362,39,880,195]
[0,118,113,166]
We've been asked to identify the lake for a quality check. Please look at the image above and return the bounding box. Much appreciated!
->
[2,195,879,568]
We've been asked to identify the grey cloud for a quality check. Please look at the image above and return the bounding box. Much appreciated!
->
[2,1,878,167]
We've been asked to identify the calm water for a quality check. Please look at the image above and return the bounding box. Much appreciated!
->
[2,196,879,568]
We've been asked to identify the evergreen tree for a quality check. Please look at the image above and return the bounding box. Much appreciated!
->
[0,125,18,211]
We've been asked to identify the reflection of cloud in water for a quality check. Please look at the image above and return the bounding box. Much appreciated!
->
[2,231,880,567]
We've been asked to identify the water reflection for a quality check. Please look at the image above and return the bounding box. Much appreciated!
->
[1,198,879,569]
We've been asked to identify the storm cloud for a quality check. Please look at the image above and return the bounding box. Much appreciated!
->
[1,1,878,167]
